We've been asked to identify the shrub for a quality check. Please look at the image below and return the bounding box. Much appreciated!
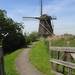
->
[2,33,25,54]
[24,31,39,44]
[29,31,39,42]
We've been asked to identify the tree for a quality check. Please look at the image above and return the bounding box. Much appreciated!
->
[0,9,25,54]
[0,9,7,41]
[24,31,39,43]
[0,9,24,42]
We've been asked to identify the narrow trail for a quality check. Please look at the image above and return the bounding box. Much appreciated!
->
[16,43,43,75]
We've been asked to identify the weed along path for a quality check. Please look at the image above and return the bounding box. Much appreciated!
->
[16,42,43,75]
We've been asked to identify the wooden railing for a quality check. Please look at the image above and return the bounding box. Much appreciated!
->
[50,41,75,75]
[0,46,5,75]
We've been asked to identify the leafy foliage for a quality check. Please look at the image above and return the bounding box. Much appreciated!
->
[24,31,39,44]
[0,9,25,54]
[0,9,39,54]
[2,33,25,54]
[0,9,24,41]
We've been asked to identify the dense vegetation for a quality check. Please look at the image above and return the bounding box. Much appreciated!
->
[0,9,25,54]
[0,9,39,54]
[0,10,24,42]
[29,40,55,75]
[3,33,25,53]
[24,31,39,44]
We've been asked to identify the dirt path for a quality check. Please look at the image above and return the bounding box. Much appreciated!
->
[16,43,43,75]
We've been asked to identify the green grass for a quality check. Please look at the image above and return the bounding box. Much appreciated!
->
[4,48,24,75]
[29,40,55,75]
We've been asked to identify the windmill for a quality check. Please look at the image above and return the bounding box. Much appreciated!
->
[23,0,57,38]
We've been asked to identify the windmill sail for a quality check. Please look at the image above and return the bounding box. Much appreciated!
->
[22,17,39,19]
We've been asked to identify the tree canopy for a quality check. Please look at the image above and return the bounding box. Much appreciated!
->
[0,9,24,42]
[0,9,25,54]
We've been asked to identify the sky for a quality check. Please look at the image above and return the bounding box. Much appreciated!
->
[0,0,75,35]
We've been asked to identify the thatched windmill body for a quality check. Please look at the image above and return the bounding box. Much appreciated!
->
[23,0,57,38]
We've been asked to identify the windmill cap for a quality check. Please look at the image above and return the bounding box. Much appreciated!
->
[40,14,52,20]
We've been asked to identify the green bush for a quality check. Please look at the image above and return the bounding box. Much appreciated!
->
[29,31,39,42]
[24,31,39,44]
[2,33,25,54]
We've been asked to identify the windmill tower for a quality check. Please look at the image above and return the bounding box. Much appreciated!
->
[23,0,57,38]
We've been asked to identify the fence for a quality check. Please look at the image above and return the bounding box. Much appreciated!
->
[50,41,75,75]
[0,46,5,75]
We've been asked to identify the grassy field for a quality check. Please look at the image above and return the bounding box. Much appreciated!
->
[4,48,24,75]
[47,35,75,47]
[29,40,55,75]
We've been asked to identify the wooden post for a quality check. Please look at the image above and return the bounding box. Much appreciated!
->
[50,42,52,58]
[58,51,60,59]
[67,41,72,75]
[0,46,5,75]
[50,42,53,69]
[62,53,66,74]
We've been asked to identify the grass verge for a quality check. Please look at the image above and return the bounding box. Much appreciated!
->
[4,48,24,75]
[29,40,55,75]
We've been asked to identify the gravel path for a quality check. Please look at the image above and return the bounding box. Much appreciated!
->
[16,43,43,75]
